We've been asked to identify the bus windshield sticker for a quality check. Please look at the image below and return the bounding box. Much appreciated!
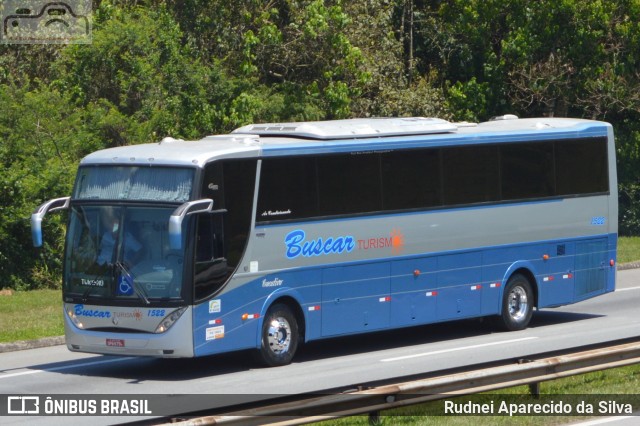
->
[117,274,134,296]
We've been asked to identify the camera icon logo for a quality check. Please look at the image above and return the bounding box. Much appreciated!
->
[1,0,92,44]
[7,396,40,414]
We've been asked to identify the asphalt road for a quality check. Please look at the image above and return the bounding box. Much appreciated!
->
[1,268,639,425]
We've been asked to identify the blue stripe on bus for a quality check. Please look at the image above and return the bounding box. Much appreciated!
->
[192,232,616,357]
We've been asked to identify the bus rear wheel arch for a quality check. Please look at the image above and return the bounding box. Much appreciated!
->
[497,272,535,331]
[256,302,301,367]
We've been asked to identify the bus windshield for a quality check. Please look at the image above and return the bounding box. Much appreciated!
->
[64,205,187,303]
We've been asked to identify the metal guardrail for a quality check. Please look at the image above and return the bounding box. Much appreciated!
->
[168,341,640,425]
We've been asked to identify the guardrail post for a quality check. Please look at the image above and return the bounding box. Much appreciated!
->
[517,358,541,397]
[369,410,380,425]
[529,382,540,397]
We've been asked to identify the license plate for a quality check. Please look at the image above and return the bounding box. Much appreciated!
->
[106,338,125,347]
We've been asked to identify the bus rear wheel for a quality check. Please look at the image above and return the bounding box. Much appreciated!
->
[257,303,299,367]
[498,273,533,331]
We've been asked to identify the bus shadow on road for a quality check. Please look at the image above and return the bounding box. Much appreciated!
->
[294,310,603,364]
[527,309,603,328]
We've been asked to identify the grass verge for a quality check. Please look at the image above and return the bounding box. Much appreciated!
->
[0,289,63,343]
[618,236,640,264]
[320,363,640,425]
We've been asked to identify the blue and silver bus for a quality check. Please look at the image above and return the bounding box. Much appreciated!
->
[32,116,617,366]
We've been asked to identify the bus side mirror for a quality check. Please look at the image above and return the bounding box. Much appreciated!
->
[169,199,214,250]
[31,196,71,247]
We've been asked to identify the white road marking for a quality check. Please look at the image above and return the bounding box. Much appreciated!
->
[614,286,640,292]
[380,337,539,362]
[0,357,130,380]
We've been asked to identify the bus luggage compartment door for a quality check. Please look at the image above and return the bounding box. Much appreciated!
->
[321,263,390,337]
[435,252,482,321]
[574,238,608,301]
[390,257,438,327]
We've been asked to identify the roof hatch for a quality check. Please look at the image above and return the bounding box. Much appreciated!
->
[232,117,457,140]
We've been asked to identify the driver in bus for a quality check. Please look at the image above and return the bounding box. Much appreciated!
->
[96,208,142,267]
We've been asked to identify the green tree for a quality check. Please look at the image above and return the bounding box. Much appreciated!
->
[0,83,96,289]
[0,45,62,87]
[153,0,362,120]
[6,0,640,292]
[54,5,239,140]
[344,0,446,118]
[227,0,371,119]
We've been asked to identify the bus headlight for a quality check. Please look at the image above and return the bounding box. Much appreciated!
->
[154,307,187,334]
[66,307,84,329]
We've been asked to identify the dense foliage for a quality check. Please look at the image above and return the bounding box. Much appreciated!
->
[2,0,640,289]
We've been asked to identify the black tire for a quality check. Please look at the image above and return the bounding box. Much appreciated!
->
[256,303,299,367]
[498,273,534,331]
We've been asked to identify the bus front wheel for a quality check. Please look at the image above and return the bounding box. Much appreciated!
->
[498,273,533,331]
[257,303,299,367]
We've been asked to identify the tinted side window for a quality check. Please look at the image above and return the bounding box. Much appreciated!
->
[382,149,441,210]
[442,146,500,205]
[556,138,608,195]
[201,162,224,207]
[253,136,609,224]
[257,157,318,222]
[501,142,555,200]
[222,160,257,267]
[317,154,381,216]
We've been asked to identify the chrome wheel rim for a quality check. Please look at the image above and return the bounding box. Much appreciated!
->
[266,316,292,355]
[508,286,529,321]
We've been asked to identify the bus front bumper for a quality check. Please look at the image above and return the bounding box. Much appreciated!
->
[63,307,195,358]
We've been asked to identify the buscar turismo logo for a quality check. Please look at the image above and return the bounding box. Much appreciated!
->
[74,304,111,318]
[284,228,405,259]
[113,309,143,321]
[357,228,405,254]
[390,228,405,254]
[284,229,355,259]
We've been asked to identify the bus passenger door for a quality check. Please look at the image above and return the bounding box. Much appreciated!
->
[321,263,390,337]
[193,214,230,301]
[390,257,438,327]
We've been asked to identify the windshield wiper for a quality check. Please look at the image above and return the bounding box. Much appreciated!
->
[82,286,97,302]
[115,261,150,305]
